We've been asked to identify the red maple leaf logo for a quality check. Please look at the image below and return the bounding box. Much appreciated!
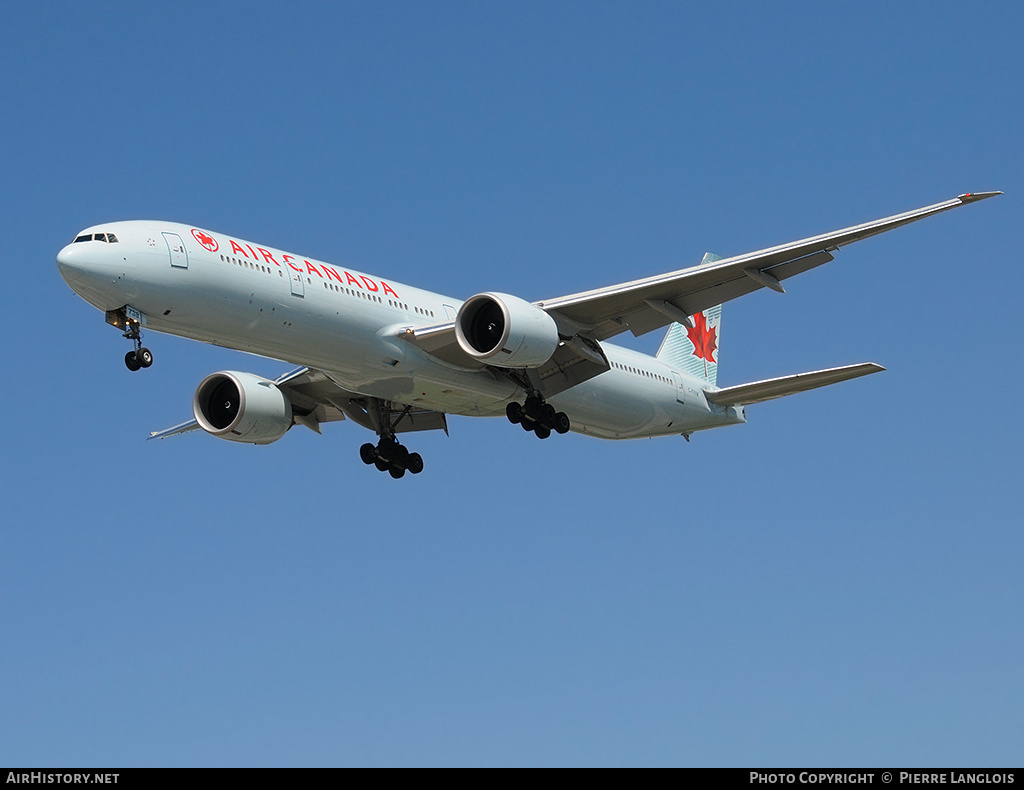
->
[686,311,717,364]
[192,228,218,252]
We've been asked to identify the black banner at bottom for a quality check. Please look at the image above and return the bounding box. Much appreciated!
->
[1,767,1021,776]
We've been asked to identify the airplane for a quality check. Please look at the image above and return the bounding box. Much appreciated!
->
[56,191,1000,478]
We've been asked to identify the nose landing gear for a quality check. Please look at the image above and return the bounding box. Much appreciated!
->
[106,308,153,371]
[506,395,570,439]
[122,326,153,372]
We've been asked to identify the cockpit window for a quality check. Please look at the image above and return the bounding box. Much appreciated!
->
[72,233,119,243]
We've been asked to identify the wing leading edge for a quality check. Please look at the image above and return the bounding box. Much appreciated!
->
[540,192,1002,341]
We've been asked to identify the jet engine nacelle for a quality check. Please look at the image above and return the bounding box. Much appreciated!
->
[455,292,559,368]
[193,371,293,444]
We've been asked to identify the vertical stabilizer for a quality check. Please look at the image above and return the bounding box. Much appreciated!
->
[656,253,723,387]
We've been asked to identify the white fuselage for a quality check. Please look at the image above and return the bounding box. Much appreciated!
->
[56,220,744,440]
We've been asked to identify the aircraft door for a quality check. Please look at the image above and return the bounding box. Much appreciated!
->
[163,232,188,269]
[288,267,304,297]
[672,372,686,405]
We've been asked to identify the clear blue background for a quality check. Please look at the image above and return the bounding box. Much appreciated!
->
[1,1,1019,767]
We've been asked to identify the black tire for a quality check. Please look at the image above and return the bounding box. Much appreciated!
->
[374,458,389,472]
[359,443,377,465]
[125,351,141,371]
[376,438,397,463]
[554,412,570,434]
[524,394,542,419]
[137,348,153,368]
[407,452,424,474]
[506,401,523,424]
[542,403,556,425]
[535,425,551,439]
[521,419,534,432]
[389,465,406,479]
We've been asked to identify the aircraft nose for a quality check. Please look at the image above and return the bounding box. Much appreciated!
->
[56,239,130,310]
[56,242,91,288]
[56,242,79,276]
[56,243,75,272]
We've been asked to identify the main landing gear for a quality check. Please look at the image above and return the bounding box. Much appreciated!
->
[359,438,424,479]
[358,399,424,479]
[506,394,570,439]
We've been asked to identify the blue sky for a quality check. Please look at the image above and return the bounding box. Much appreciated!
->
[1,1,1020,767]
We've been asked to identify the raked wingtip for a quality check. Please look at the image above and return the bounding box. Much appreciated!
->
[958,191,1003,203]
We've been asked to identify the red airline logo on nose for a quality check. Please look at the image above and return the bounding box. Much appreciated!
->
[192,229,219,252]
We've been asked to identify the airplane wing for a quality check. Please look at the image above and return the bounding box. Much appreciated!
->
[150,367,447,439]
[148,419,203,440]
[539,192,1001,341]
[401,193,999,395]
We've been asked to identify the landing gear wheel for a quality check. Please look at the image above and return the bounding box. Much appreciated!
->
[376,438,408,466]
[506,402,523,424]
[542,403,556,424]
[521,419,534,432]
[359,443,377,465]
[389,466,406,479]
[534,425,551,439]
[137,348,153,368]
[374,458,389,472]
[406,452,424,475]
[554,412,570,434]
[125,351,141,371]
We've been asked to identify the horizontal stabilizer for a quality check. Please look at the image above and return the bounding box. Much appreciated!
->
[705,363,884,407]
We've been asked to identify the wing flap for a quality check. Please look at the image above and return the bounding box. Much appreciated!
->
[280,368,449,435]
[337,397,449,435]
[529,339,609,396]
[275,367,349,424]
[575,249,835,340]
[705,362,885,407]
